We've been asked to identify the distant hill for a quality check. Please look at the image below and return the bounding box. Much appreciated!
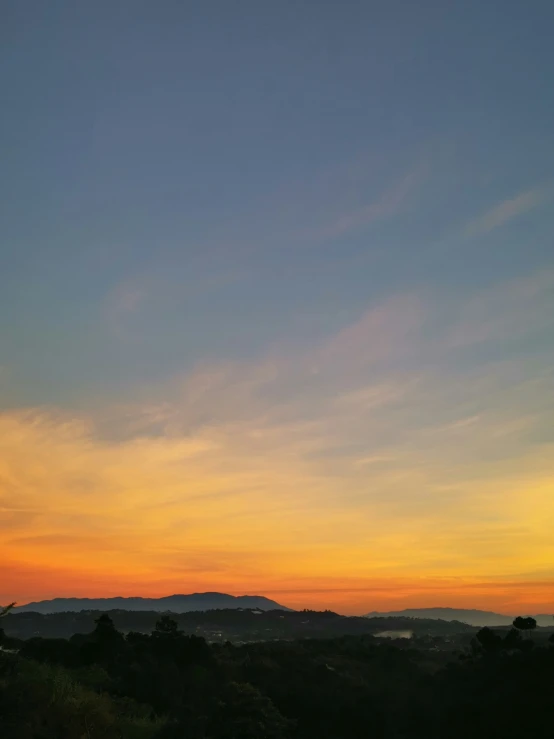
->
[364,607,554,627]
[3,607,477,641]
[14,592,291,615]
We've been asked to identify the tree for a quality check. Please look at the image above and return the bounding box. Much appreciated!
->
[153,616,182,639]
[503,627,525,651]
[513,616,537,638]
[209,682,292,739]
[77,614,124,665]
[473,627,503,655]
[0,604,15,646]
[93,614,122,640]
[0,603,15,618]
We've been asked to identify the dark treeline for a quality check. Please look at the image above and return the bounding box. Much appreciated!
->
[1,610,554,738]
[3,607,476,641]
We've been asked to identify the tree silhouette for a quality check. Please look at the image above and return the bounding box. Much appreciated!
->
[513,616,537,638]
[0,603,15,643]
[153,615,182,639]
[93,614,121,640]
[81,613,124,664]
[503,627,525,651]
[209,682,292,739]
[473,627,503,655]
[0,603,15,618]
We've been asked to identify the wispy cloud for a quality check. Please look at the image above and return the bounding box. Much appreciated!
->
[102,276,151,339]
[307,165,427,243]
[321,172,419,239]
[465,184,552,237]
[448,267,554,347]
[2,270,554,612]
[103,266,248,341]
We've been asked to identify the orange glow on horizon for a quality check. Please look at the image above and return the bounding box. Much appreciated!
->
[2,283,554,616]
[2,399,553,616]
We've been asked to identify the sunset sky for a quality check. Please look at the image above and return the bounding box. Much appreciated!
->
[1,1,554,615]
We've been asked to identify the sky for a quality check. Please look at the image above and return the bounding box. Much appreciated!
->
[1,0,554,615]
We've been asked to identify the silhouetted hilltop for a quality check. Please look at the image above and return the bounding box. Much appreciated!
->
[3,607,477,641]
[14,592,290,615]
[364,607,553,627]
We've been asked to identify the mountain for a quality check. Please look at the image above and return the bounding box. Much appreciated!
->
[364,607,554,627]
[14,592,291,615]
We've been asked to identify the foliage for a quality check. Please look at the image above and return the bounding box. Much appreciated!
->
[1,612,553,738]
[0,603,16,618]
[513,616,537,633]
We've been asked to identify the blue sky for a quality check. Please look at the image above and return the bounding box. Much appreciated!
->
[2,0,554,406]
[1,1,554,611]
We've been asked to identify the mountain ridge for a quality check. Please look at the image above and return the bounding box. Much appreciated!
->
[14,592,291,614]
[364,607,553,627]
